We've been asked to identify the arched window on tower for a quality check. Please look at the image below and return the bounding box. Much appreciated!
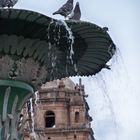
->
[75,112,80,123]
[45,111,55,128]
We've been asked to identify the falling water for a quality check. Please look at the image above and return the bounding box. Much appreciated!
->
[89,48,127,140]
[47,19,58,80]
[34,91,39,106]
[29,98,37,139]
[70,47,130,140]
[25,103,30,130]
[47,19,78,78]
[94,74,118,140]
[34,91,41,119]
[59,20,75,65]
[58,20,79,74]
[29,98,34,132]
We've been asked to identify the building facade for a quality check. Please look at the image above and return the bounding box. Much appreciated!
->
[23,78,95,140]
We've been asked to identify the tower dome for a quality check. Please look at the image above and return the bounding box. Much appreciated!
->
[41,78,75,90]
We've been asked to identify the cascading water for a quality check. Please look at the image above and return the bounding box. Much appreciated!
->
[47,19,58,80]
[34,91,39,106]
[29,98,37,140]
[71,75,118,140]
[71,47,130,140]
[58,20,75,65]
[47,19,78,78]
[93,74,118,140]
[34,91,41,119]
[58,20,78,74]
[24,92,40,139]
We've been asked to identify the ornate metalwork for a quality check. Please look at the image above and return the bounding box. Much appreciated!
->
[0,8,116,140]
[0,9,116,83]
[0,81,33,140]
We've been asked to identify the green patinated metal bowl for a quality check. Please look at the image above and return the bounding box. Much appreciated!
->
[0,8,116,90]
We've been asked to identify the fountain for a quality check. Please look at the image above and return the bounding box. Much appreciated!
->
[0,8,115,140]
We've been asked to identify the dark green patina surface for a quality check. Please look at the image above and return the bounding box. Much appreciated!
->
[0,80,33,140]
[0,80,33,114]
[0,8,116,82]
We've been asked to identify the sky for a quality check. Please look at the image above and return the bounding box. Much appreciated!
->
[15,0,140,140]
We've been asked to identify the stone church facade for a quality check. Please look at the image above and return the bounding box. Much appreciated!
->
[22,78,95,140]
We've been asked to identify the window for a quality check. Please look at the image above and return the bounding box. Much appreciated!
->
[74,134,77,139]
[75,112,80,123]
[45,111,55,128]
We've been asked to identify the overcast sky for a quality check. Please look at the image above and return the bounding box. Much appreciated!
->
[15,0,140,140]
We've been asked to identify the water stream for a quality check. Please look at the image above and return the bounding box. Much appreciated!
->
[93,74,118,140]
[58,20,75,65]
[70,48,130,140]
[47,19,77,79]
[47,19,58,80]
[34,91,39,106]
[29,98,37,139]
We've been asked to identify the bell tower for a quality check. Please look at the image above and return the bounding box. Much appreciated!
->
[23,78,95,140]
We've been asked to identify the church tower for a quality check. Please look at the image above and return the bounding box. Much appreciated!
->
[23,78,95,140]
